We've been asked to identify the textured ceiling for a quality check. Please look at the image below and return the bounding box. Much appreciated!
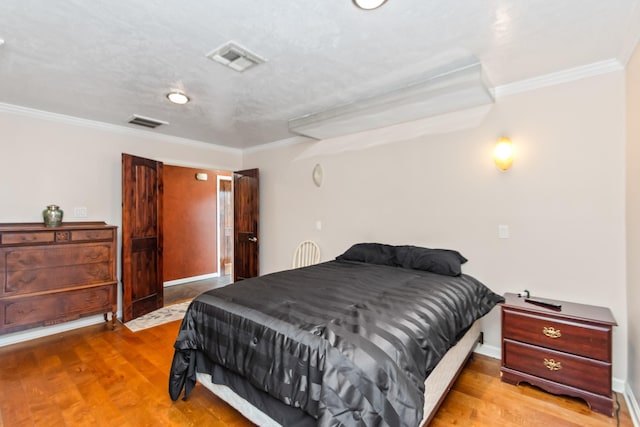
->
[0,0,639,149]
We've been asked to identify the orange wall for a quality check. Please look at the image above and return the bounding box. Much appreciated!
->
[163,165,229,282]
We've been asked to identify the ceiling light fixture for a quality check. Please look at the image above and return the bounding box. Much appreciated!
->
[166,91,190,105]
[353,0,388,10]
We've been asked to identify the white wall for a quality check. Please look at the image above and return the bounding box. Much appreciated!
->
[626,40,640,417]
[0,109,242,224]
[244,71,629,383]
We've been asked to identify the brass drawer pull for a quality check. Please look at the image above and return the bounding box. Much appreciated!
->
[543,358,562,371]
[542,326,561,338]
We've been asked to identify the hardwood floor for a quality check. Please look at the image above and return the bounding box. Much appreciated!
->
[0,320,633,426]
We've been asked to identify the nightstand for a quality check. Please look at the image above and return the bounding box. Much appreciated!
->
[500,292,617,416]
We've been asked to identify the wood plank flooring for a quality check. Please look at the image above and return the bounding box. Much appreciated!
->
[0,319,633,426]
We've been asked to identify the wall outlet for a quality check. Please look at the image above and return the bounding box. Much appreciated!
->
[73,207,88,218]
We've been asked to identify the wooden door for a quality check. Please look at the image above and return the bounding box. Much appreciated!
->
[121,153,163,322]
[233,168,259,281]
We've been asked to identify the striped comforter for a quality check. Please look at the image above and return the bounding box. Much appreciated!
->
[169,260,503,426]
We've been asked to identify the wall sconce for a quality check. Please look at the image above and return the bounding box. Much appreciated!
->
[494,136,514,171]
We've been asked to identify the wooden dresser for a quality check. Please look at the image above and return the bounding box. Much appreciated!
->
[0,222,117,334]
[500,292,617,415]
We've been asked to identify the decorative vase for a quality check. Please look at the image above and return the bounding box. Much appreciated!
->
[43,205,63,227]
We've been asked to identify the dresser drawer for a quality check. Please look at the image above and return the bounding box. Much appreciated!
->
[1,232,55,245]
[3,244,112,270]
[71,229,114,241]
[502,308,611,361]
[0,285,116,331]
[4,263,114,295]
[503,339,611,396]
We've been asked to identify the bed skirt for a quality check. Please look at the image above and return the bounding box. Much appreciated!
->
[195,319,482,426]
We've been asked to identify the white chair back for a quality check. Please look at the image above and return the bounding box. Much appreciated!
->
[292,240,320,268]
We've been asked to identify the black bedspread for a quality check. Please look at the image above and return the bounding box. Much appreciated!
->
[169,260,503,426]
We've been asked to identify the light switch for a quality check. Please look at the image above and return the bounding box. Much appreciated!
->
[498,224,509,239]
[315,220,322,231]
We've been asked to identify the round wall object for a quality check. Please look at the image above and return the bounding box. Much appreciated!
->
[312,164,323,187]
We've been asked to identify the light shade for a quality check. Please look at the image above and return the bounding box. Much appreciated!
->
[353,0,388,10]
[166,91,190,105]
[288,60,493,140]
[494,137,514,171]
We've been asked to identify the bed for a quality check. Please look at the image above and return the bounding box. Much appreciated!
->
[169,243,504,426]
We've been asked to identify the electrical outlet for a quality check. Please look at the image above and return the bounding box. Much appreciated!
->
[73,207,88,218]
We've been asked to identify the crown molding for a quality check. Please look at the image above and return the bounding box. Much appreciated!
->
[492,59,624,98]
[0,102,242,154]
[618,0,640,66]
[0,56,627,156]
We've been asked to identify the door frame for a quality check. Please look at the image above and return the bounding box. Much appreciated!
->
[122,158,258,320]
[217,174,233,278]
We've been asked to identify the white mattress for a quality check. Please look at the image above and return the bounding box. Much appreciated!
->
[420,319,481,425]
[196,319,481,426]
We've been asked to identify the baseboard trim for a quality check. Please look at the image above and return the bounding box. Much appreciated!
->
[164,273,219,287]
[474,343,500,360]
[626,383,640,427]
[0,315,105,348]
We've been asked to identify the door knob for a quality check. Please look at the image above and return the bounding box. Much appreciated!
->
[248,236,258,242]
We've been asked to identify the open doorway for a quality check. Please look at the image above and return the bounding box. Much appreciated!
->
[122,152,259,320]
[162,165,232,305]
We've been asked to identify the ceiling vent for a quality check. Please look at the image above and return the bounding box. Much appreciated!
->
[206,41,266,72]
[128,114,168,129]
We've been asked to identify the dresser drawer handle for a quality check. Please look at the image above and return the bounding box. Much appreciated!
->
[542,326,561,338]
[543,358,562,371]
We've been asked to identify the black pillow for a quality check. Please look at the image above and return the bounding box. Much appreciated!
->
[395,245,467,276]
[336,243,397,266]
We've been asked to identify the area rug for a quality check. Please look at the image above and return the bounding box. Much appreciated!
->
[124,301,191,332]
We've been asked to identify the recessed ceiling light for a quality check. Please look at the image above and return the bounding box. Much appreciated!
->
[166,91,190,105]
[0,39,5,47]
[353,0,388,10]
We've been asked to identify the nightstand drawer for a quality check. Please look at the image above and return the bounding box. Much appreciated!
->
[503,339,611,396]
[502,308,611,361]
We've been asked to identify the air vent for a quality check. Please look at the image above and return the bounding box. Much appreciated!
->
[128,114,168,129]
[206,41,266,72]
